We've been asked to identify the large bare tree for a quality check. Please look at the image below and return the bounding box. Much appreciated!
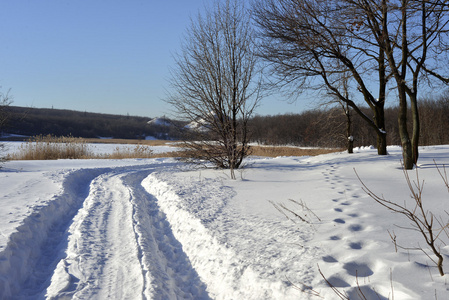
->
[253,0,391,155]
[383,0,448,168]
[336,0,449,168]
[167,0,262,179]
[254,0,449,168]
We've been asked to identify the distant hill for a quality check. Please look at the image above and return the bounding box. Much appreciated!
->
[1,106,182,140]
[4,96,449,148]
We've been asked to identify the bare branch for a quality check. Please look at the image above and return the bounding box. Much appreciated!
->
[355,163,448,276]
[167,0,262,178]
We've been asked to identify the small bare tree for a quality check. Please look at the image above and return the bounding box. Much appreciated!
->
[0,89,12,134]
[356,164,449,276]
[167,0,262,179]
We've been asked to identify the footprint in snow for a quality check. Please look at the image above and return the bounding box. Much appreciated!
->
[343,262,374,277]
[334,208,343,212]
[346,286,389,300]
[326,276,350,287]
[348,242,363,250]
[322,255,338,263]
[348,224,363,232]
[333,218,346,224]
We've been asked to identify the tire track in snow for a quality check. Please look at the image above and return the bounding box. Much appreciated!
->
[45,171,145,299]
[1,168,109,300]
[122,171,210,300]
[45,167,210,300]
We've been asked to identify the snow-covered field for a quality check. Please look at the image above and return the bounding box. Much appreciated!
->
[1,143,449,299]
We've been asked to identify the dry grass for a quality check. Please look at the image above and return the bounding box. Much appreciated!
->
[7,135,178,160]
[97,145,184,159]
[96,145,155,159]
[7,135,340,160]
[8,135,93,160]
[82,138,173,146]
[250,145,342,157]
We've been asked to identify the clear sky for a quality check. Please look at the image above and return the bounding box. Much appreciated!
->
[0,0,306,118]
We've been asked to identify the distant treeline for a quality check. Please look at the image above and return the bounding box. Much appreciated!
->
[249,94,449,148]
[3,94,449,147]
[2,107,183,140]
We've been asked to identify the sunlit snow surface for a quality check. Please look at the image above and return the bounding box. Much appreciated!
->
[1,144,449,299]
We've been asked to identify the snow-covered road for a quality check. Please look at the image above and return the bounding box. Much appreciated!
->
[45,167,209,300]
[0,161,212,299]
[2,145,449,299]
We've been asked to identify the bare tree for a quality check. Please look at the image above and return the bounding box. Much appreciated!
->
[327,72,355,153]
[254,0,449,167]
[393,0,448,168]
[345,0,449,168]
[0,89,12,134]
[253,0,390,155]
[167,0,262,179]
[0,89,13,167]
[341,101,354,154]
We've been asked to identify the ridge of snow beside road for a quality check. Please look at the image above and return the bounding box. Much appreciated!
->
[143,170,318,300]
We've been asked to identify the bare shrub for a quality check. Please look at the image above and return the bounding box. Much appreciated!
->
[356,163,449,276]
[270,198,321,224]
[0,89,13,168]
[0,143,7,168]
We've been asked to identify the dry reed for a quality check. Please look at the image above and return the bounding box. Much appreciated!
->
[8,135,93,160]
[250,145,342,157]
[7,136,340,160]
[101,145,155,159]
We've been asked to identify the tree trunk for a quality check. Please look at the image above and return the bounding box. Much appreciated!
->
[348,136,354,154]
[344,103,354,154]
[377,131,387,156]
[395,0,413,169]
[376,40,388,156]
[374,102,387,155]
[398,92,414,169]
[410,93,420,165]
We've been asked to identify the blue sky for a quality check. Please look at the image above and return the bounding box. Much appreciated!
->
[0,0,306,118]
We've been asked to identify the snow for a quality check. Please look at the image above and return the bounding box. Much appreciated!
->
[1,144,449,299]
[185,119,209,132]
[147,117,173,127]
